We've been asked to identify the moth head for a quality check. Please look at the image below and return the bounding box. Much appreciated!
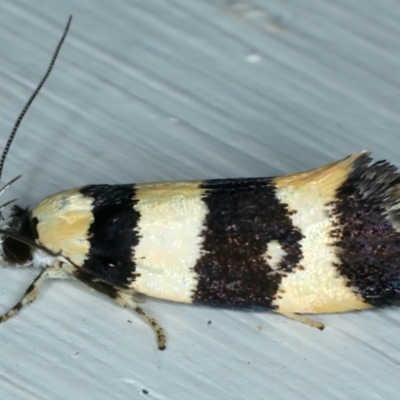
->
[0,207,35,266]
[0,176,36,265]
[0,176,33,266]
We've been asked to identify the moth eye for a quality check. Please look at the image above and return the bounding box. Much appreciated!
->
[2,236,32,265]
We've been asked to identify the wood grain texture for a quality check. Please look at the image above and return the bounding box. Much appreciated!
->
[0,1,400,399]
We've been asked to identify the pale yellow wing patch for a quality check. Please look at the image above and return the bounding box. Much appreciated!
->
[272,152,371,313]
[132,181,207,303]
[31,187,94,266]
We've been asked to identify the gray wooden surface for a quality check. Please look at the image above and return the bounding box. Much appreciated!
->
[0,1,399,399]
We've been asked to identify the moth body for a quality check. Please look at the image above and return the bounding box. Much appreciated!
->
[4,151,400,347]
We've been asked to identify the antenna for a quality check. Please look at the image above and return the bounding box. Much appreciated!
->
[0,15,72,182]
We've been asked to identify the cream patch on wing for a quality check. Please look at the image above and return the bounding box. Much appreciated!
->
[132,181,207,303]
[263,240,287,271]
[272,153,371,313]
[31,187,94,266]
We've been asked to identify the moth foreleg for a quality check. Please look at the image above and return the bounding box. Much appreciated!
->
[0,262,69,323]
[115,291,166,351]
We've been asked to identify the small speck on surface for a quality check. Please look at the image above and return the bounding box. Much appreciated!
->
[246,52,262,63]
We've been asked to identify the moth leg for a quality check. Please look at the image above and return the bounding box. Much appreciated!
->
[279,312,325,330]
[115,290,166,351]
[0,263,69,323]
[74,269,165,350]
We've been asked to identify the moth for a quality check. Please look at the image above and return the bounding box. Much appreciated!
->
[1,17,400,351]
